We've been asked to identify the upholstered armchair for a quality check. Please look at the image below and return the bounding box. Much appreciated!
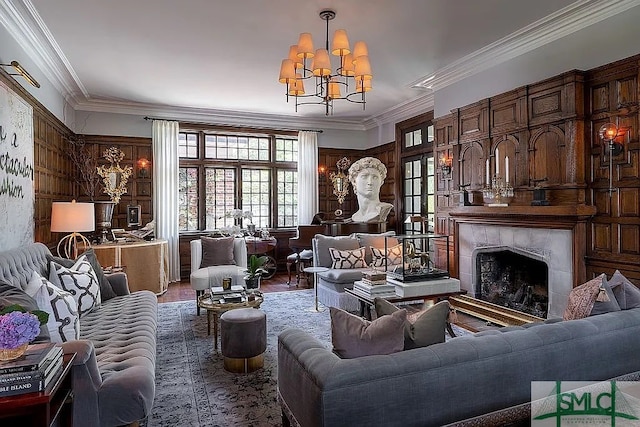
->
[190,237,248,314]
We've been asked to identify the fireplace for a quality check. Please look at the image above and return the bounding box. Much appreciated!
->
[475,248,549,318]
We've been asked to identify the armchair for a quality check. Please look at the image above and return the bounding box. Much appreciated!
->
[190,237,248,314]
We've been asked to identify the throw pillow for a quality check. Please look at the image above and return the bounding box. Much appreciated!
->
[200,236,236,268]
[47,248,117,302]
[590,277,621,316]
[329,247,367,269]
[49,255,101,317]
[370,243,404,268]
[0,279,50,343]
[330,307,405,359]
[314,235,360,268]
[353,232,398,265]
[29,271,80,343]
[608,270,640,309]
[374,298,450,349]
[563,274,617,320]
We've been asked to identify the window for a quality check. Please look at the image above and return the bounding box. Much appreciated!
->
[178,128,298,232]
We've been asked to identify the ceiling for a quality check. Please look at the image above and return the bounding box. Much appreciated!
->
[6,0,637,127]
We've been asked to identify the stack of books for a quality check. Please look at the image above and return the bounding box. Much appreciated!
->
[0,343,64,398]
[353,270,396,299]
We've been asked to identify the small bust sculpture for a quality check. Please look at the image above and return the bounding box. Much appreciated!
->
[348,157,393,223]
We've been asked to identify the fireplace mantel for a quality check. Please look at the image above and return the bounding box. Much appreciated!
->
[450,205,596,228]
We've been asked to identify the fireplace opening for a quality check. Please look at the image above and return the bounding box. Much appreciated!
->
[475,250,548,318]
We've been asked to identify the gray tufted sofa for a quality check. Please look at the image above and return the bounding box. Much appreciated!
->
[278,308,640,426]
[0,242,157,427]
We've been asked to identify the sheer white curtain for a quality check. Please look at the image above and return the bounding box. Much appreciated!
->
[152,120,181,283]
[297,131,319,225]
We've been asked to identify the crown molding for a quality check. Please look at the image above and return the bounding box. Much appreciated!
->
[0,0,88,102]
[74,98,368,131]
[362,93,434,130]
[413,0,640,91]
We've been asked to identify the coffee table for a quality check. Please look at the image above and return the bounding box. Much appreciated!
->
[345,288,466,337]
[197,292,264,350]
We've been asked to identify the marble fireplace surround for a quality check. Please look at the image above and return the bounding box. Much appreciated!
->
[458,223,573,318]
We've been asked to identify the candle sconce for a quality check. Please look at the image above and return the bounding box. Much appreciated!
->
[598,122,626,196]
[329,157,351,218]
[439,153,453,176]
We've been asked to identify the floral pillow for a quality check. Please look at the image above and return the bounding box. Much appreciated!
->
[328,247,367,269]
[49,254,101,317]
[28,271,80,343]
[370,244,404,268]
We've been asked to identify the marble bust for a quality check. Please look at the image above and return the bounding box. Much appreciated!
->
[348,157,393,223]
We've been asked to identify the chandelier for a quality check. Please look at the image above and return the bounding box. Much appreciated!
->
[278,9,372,116]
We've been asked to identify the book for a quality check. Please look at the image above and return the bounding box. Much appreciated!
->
[361,278,388,286]
[0,343,60,375]
[211,285,245,295]
[0,353,64,397]
[361,270,387,281]
[0,347,63,385]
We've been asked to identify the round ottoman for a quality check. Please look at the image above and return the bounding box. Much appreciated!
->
[220,308,267,373]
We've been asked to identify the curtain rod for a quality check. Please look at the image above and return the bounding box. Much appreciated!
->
[142,116,323,133]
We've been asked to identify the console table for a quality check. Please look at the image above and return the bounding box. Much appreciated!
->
[92,239,169,295]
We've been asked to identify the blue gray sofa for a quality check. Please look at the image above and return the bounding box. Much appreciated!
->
[0,242,156,427]
[278,308,640,426]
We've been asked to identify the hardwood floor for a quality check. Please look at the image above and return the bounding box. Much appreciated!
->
[157,271,311,304]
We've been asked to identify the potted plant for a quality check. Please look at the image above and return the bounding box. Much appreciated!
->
[244,254,268,290]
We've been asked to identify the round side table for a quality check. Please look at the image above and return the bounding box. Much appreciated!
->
[303,266,329,312]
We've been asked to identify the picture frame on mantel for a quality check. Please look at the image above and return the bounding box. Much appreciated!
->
[127,205,141,228]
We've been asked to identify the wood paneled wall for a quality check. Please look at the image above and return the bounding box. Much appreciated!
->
[79,135,153,229]
[434,56,640,285]
[318,142,397,230]
[0,71,75,250]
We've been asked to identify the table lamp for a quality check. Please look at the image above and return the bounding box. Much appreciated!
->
[51,200,95,259]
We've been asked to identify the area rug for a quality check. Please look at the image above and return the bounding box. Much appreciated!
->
[147,290,471,426]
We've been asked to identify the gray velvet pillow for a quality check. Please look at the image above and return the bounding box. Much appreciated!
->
[590,277,621,315]
[0,279,50,343]
[375,298,449,350]
[200,236,236,268]
[330,306,405,359]
[608,270,640,309]
[47,248,117,302]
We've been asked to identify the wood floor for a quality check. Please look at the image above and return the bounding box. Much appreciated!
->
[157,271,496,332]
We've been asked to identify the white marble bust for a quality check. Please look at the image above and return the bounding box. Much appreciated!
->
[348,157,393,223]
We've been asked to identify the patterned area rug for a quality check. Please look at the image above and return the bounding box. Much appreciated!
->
[148,290,470,426]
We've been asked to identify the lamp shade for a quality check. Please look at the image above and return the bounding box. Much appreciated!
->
[279,59,296,84]
[340,53,355,76]
[51,201,95,233]
[289,74,305,96]
[296,33,315,59]
[288,45,303,69]
[354,55,372,80]
[331,29,350,56]
[328,77,342,99]
[356,77,372,93]
[312,49,332,77]
[352,41,369,62]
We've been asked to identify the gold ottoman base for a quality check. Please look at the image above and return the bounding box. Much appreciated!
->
[223,353,264,373]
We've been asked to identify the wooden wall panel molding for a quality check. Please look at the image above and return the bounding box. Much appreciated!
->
[458,100,489,143]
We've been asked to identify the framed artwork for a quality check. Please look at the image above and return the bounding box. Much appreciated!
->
[127,205,141,227]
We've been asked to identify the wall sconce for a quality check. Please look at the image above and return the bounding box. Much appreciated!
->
[0,61,41,88]
[137,157,150,178]
[439,153,453,176]
[318,164,326,179]
[329,157,351,217]
[598,122,624,196]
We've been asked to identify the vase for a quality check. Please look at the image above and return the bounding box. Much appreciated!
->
[0,343,28,362]
[245,276,261,290]
[94,201,116,242]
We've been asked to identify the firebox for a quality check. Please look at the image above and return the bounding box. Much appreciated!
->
[475,249,548,318]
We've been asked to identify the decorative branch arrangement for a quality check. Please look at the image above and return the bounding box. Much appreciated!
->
[66,137,101,201]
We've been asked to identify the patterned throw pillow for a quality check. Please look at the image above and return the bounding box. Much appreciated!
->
[29,271,80,343]
[370,244,404,268]
[563,274,612,320]
[328,247,367,269]
[49,254,101,317]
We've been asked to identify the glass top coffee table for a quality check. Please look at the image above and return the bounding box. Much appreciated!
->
[197,291,264,351]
